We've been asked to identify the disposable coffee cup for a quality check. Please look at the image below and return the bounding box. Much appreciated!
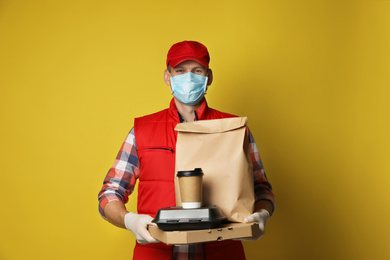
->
[177,168,204,209]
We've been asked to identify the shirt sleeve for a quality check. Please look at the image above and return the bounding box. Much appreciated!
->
[98,127,140,219]
[248,128,276,214]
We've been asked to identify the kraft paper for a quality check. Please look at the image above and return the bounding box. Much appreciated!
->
[174,117,255,222]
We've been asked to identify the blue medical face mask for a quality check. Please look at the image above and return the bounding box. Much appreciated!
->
[170,72,208,106]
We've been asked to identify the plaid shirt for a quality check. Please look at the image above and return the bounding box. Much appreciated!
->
[98,115,275,259]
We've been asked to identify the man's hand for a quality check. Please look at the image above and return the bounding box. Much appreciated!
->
[241,209,270,241]
[124,212,160,245]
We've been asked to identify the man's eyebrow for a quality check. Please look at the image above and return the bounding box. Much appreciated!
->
[193,66,206,70]
[173,65,205,70]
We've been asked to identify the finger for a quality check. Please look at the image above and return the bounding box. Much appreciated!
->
[244,213,260,223]
[144,217,157,226]
[139,228,159,244]
[143,233,159,244]
[137,236,159,245]
[137,239,148,245]
[145,215,154,222]
[135,233,148,245]
[147,236,160,244]
[258,220,266,233]
[244,215,254,223]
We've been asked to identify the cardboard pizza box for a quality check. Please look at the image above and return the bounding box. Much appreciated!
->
[148,222,260,245]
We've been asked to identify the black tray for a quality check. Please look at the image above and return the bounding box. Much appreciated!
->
[153,205,226,231]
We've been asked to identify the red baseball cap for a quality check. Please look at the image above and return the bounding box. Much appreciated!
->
[166,41,210,69]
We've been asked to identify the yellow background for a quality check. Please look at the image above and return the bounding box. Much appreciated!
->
[1,0,389,259]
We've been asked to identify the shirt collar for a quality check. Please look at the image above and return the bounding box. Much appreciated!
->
[169,97,209,122]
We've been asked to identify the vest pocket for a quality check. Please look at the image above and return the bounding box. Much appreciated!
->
[138,146,175,180]
[138,146,176,181]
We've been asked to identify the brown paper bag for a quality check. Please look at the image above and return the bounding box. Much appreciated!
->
[174,117,254,222]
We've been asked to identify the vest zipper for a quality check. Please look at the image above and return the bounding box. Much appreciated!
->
[144,147,174,153]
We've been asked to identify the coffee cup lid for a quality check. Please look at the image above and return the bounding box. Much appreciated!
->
[177,168,204,177]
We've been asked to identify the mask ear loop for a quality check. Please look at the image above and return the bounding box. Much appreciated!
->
[203,76,208,95]
[167,70,173,95]
[168,71,175,95]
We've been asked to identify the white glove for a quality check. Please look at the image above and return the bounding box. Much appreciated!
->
[124,212,160,245]
[242,209,270,241]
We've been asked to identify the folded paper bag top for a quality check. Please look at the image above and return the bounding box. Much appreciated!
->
[174,117,248,133]
[174,117,255,222]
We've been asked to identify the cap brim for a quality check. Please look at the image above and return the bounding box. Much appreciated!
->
[169,56,209,69]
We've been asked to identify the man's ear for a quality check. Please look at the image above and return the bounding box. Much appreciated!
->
[164,69,171,86]
[207,69,213,87]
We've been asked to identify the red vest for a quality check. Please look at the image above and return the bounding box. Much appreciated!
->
[133,98,246,260]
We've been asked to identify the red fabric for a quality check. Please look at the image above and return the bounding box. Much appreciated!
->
[134,101,179,217]
[133,98,243,259]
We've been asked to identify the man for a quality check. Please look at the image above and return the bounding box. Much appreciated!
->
[98,41,275,259]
